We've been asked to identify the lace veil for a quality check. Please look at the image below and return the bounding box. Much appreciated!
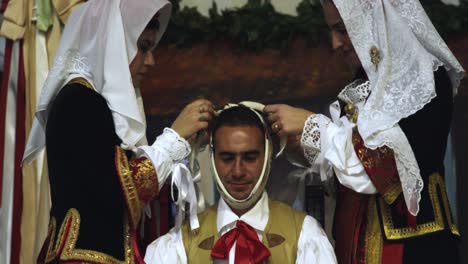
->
[331,0,464,215]
[23,0,171,162]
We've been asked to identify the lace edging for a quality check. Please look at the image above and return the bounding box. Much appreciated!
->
[301,114,327,165]
[154,128,191,162]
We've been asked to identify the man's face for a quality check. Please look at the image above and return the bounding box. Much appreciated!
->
[129,28,157,88]
[214,125,265,200]
[323,0,361,74]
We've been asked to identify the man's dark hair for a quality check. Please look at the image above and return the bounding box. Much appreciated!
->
[211,105,266,150]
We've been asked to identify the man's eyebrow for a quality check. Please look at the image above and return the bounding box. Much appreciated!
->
[243,150,260,155]
[218,151,235,155]
[217,150,261,155]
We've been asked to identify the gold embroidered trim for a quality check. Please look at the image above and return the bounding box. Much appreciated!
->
[68,77,93,90]
[115,146,143,230]
[45,217,57,263]
[381,183,402,205]
[129,157,159,203]
[46,208,135,264]
[365,198,382,264]
[432,173,460,236]
[47,210,74,262]
[379,173,459,240]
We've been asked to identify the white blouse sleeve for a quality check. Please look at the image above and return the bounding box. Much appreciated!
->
[295,215,337,264]
[136,127,191,190]
[144,229,188,264]
[300,101,377,194]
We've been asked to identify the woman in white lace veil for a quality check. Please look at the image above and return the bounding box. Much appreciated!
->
[264,0,464,263]
[24,0,214,262]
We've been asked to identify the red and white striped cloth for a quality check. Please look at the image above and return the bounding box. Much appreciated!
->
[0,37,25,264]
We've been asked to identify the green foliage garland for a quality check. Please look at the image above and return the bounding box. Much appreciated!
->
[161,0,468,51]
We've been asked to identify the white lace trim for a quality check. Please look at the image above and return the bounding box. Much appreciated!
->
[301,114,330,165]
[338,80,370,106]
[155,128,191,162]
[332,0,464,216]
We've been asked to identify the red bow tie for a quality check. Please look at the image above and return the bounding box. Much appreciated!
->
[211,220,271,264]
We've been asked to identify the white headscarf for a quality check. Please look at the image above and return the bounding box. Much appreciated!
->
[23,0,171,163]
[331,0,464,215]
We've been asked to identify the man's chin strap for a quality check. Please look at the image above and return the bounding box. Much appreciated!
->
[209,101,274,210]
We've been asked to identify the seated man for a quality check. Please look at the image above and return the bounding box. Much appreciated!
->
[145,104,336,264]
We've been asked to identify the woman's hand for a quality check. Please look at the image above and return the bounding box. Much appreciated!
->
[171,99,214,139]
[263,104,314,137]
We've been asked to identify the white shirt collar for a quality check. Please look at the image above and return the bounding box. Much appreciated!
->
[217,192,269,234]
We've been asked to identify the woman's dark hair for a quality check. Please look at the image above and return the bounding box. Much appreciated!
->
[146,18,160,31]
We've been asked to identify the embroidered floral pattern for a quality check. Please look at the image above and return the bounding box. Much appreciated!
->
[301,114,330,165]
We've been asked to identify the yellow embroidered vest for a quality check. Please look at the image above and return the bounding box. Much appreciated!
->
[182,199,306,264]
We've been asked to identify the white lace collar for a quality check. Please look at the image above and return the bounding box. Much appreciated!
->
[337,79,371,106]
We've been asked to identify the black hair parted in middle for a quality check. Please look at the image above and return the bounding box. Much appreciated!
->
[211,105,267,150]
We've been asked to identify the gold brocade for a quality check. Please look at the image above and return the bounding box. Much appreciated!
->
[365,198,382,264]
[353,130,402,205]
[46,208,135,264]
[129,158,159,203]
[434,173,460,236]
[379,173,460,240]
[115,147,143,230]
[115,146,159,227]
[381,184,402,206]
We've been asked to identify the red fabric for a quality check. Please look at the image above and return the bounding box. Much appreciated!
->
[392,196,417,229]
[407,214,417,229]
[0,39,12,205]
[0,0,9,12]
[132,230,145,264]
[352,130,401,198]
[11,41,25,264]
[381,241,404,264]
[334,185,369,264]
[211,220,271,264]
[142,202,159,249]
[355,206,368,264]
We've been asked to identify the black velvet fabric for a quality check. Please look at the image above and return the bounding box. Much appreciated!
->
[398,68,458,263]
[399,67,453,183]
[348,67,459,262]
[46,83,126,259]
